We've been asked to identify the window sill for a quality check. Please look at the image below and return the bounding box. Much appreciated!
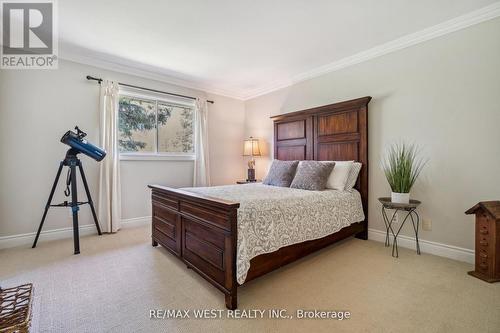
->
[120,154,196,161]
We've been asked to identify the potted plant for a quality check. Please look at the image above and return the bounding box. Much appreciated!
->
[382,142,426,204]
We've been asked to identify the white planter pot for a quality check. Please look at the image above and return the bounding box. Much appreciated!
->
[391,192,410,204]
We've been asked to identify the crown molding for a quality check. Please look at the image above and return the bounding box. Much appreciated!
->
[241,2,500,100]
[57,2,500,101]
[59,45,247,100]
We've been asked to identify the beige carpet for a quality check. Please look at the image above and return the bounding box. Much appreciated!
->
[0,226,499,333]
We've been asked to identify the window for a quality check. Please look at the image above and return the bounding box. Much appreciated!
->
[118,92,195,159]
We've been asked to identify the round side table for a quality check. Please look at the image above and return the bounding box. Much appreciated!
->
[378,197,421,258]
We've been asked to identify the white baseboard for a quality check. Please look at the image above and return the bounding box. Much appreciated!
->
[1,219,474,264]
[368,228,474,264]
[0,216,151,250]
[121,216,151,229]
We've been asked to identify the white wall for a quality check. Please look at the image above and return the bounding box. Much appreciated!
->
[0,60,245,237]
[1,18,498,252]
[244,18,500,250]
[207,93,246,185]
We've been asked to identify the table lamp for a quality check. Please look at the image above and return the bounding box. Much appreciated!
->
[243,137,261,182]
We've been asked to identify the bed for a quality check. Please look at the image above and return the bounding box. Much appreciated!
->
[149,96,371,309]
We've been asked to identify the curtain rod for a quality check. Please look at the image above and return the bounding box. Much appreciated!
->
[86,75,214,104]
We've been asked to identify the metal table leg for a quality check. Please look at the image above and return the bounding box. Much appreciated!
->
[410,210,421,255]
[391,209,413,258]
[382,206,390,246]
[382,207,398,247]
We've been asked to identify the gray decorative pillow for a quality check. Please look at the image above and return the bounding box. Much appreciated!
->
[290,161,336,191]
[263,160,299,187]
[345,162,362,190]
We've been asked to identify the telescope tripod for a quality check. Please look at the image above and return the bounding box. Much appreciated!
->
[33,149,102,254]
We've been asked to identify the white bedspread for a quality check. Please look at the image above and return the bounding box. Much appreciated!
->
[183,183,365,284]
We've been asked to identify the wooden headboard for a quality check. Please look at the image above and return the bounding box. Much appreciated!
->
[270,96,371,223]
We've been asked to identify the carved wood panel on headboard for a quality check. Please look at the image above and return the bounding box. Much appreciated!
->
[270,96,371,222]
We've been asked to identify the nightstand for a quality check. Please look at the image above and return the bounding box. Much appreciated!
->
[379,197,421,258]
[236,180,260,184]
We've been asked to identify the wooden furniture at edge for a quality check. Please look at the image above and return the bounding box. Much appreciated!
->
[149,96,371,309]
[465,201,500,283]
[0,283,34,333]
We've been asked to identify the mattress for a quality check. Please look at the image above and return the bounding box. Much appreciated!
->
[183,183,365,284]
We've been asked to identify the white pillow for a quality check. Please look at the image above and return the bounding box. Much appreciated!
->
[345,162,362,190]
[322,160,354,190]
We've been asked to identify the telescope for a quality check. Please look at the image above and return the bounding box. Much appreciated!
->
[61,126,106,161]
[33,126,106,254]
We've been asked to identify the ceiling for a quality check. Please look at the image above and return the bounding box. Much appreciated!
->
[59,0,499,99]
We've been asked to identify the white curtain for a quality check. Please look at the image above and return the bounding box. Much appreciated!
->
[97,80,122,232]
[193,99,211,187]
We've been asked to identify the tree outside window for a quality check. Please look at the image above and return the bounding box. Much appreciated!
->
[118,95,194,154]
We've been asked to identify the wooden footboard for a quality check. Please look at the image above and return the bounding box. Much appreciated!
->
[149,184,368,310]
[149,185,240,309]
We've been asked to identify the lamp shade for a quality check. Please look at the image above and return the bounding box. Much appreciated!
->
[243,137,261,156]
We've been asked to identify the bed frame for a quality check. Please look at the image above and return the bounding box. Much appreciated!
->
[149,96,371,309]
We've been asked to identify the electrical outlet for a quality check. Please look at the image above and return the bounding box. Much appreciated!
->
[422,218,432,231]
